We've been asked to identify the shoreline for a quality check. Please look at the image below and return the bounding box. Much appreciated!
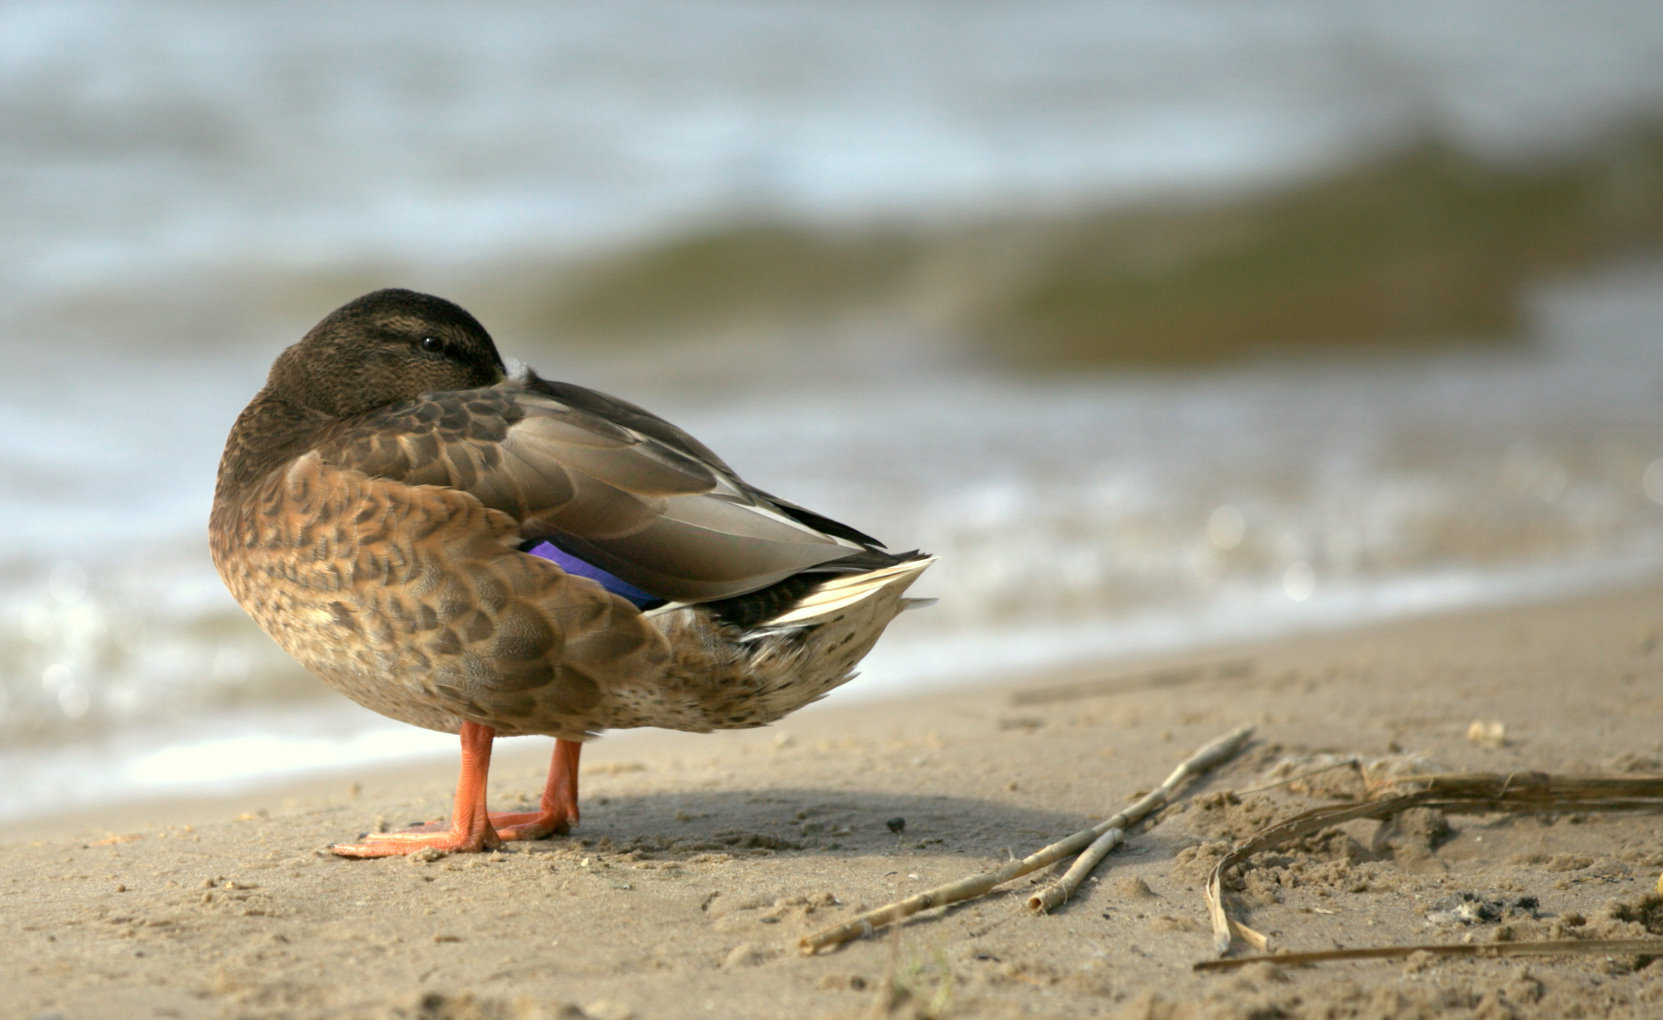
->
[19,547,1663,842]
[9,578,1663,1018]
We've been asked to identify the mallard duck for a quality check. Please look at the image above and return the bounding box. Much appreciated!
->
[210,288,932,857]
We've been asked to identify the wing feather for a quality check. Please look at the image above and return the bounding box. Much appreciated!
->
[314,375,868,602]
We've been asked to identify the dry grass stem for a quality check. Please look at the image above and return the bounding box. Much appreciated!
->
[1205,771,1663,958]
[801,724,1254,954]
[1195,938,1663,971]
[1205,797,1401,956]
[1228,918,1271,952]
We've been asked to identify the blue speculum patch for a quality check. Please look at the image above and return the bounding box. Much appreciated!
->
[522,540,663,608]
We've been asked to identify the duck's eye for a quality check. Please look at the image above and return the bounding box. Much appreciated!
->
[419,336,445,354]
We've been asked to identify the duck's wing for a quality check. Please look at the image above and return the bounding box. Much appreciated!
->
[527,376,883,549]
[312,375,872,603]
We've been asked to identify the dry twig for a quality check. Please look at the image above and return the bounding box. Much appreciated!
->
[800,724,1254,954]
[1028,724,1254,913]
[1027,827,1124,914]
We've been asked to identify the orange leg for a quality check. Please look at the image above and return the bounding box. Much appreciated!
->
[491,738,583,840]
[329,721,504,858]
[329,727,582,858]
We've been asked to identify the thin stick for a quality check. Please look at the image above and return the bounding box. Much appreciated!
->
[800,724,1253,954]
[1195,938,1663,972]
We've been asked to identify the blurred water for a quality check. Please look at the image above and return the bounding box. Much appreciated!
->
[4,1,1663,822]
[7,0,1663,312]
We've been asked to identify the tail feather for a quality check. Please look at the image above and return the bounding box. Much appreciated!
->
[639,552,935,733]
[757,555,935,629]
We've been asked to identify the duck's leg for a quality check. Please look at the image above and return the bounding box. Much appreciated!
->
[329,721,504,858]
[491,737,582,840]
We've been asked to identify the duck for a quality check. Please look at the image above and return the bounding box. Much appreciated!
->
[209,288,933,857]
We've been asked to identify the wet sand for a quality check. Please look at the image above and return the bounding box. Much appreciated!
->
[7,580,1663,1019]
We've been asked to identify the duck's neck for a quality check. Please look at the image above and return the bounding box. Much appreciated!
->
[214,388,332,498]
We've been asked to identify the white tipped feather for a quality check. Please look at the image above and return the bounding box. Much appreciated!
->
[762,556,935,628]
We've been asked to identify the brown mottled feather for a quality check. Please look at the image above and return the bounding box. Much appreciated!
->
[214,450,671,738]
[313,384,862,601]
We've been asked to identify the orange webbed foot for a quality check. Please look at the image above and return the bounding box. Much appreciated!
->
[328,819,503,858]
[329,720,510,858]
[327,805,571,855]
[488,807,576,842]
[491,737,584,842]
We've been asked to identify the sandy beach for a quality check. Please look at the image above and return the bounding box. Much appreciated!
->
[8,580,1663,1020]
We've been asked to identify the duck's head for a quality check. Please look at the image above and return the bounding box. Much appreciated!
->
[267,288,509,419]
